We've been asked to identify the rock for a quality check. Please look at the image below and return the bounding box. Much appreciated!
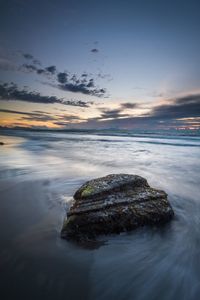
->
[0,142,4,145]
[61,174,174,241]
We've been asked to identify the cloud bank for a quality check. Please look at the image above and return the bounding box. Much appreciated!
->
[0,83,90,107]
[20,53,107,97]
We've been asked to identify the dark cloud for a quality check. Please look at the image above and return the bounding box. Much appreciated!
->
[56,72,106,97]
[86,79,94,88]
[53,122,71,126]
[93,94,200,128]
[22,64,54,76]
[45,65,56,74]
[21,114,56,122]
[0,107,86,124]
[2,92,199,130]
[0,108,56,122]
[91,48,99,53]
[37,68,47,75]
[53,115,84,126]
[0,108,38,116]
[98,108,130,120]
[33,59,41,66]
[22,64,38,72]
[59,115,82,121]
[22,53,41,65]
[62,115,176,130]
[57,72,68,84]
[121,102,138,109]
[59,82,106,97]
[19,54,107,97]
[23,53,34,60]
[81,73,88,77]
[96,102,138,120]
[151,94,200,119]
[61,94,200,129]
[0,83,90,107]
[71,74,77,82]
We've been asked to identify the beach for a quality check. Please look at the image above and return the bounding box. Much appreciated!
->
[0,130,200,300]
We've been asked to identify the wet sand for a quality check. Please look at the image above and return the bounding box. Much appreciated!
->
[0,178,93,300]
[0,131,200,300]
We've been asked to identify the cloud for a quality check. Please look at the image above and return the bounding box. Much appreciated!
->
[81,73,88,78]
[53,115,84,126]
[56,94,200,129]
[91,94,200,129]
[58,82,106,97]
[22,64,54,76]
[120,102,138,109]
[0,83,90,107]
[23,53,34,60]
[22,64,38,72]
[86,79,94,87]
[0,108,56,122]
[1,92,199,130]
[19,53,107,97]
[95,102,138,120]
[57,72,68,84]
[0,108,86,124]
[151,94,200,119]
[21,114,56,122]
[45,65,57,74]
[56,72,106,97]
[22,53,41,65]
[59,115,82,121]
[37,68,48,75]
[0,108,39,116]
[21,52,56,75]
[91,48,99,53]
[33,59,41,66]
[99,108,130,120]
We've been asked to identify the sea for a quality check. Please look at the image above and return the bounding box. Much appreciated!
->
[0,128,199,300]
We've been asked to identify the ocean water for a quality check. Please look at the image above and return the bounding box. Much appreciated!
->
[0,130,200,300]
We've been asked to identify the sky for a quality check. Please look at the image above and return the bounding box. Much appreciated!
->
[0,0,200,130]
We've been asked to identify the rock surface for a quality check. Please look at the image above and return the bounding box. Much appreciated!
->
[61,174,174,241]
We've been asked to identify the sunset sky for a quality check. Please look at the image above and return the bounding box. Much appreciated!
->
[0,0,200,130]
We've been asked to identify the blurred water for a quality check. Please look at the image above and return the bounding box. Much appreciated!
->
[0,130,200,300]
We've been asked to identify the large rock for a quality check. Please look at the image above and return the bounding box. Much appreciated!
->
[61,174,174,241]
